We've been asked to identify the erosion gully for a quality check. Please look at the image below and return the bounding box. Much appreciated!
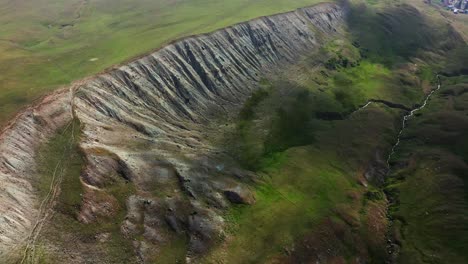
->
[351,74,442,263]
[384,75,441,263]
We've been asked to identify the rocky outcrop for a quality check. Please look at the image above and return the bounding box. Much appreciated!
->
[224,185,256,205]
[0,2,346,260]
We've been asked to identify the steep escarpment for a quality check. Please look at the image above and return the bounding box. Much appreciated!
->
[0,3,347,262]
[73,3,345,261]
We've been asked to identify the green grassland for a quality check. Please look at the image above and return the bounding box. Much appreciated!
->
[207,104,399,262]
[204,1,468,262]
[386,75,468,264]
[0,0,325,125]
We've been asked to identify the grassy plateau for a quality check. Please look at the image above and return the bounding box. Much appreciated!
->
[0,0,325,125]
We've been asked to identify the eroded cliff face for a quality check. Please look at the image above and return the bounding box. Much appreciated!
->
[0,89,72,258]
[0,2,346,261]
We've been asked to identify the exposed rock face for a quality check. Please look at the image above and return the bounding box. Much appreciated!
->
[0,2,346,260]
[73,3,345,257]
[77,188,120,224]
[0,89,72,257]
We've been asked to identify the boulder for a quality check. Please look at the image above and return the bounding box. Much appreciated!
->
[223,185,256,205]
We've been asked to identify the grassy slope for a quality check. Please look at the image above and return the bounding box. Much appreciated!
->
[204,1,468,263]
[208,105,400,263]
[0,0,325,125]
[406,0,468,42]
[386,75,468,264]
[367,1,468,263]
[204,16,423,262]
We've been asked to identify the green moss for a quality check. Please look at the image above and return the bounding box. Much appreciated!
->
[394,161,468,263]
[331,60,392,103]
[258,152,287,173]
[348,3,432,66]
[417,65,436,83]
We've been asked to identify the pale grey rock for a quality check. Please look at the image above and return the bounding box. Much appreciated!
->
[0,88,73,257]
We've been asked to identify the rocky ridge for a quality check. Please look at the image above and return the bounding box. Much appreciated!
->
[0,2,346,261]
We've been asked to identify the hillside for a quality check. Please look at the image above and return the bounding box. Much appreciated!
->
[0,0,325,125]
[0,0,467,263]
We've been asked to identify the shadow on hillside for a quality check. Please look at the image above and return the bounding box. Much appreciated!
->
[346,2,466,68]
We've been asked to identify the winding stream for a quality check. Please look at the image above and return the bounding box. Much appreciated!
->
[383,74,442,263]
[385,75,442,167]
[351,75,442,168]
